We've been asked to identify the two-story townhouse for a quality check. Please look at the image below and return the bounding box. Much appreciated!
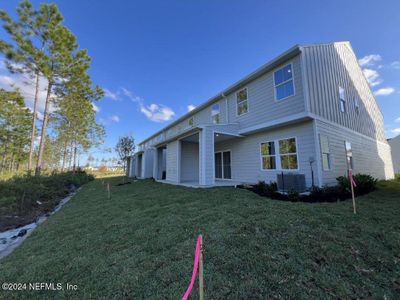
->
[127,41,394,189]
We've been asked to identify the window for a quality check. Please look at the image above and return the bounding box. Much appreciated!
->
[345,141,353,169]
[188,117,194,126]
[339,86,346,113]
[274,64,294,100]
[261,141,276,170]
[211,103,220,124]
[320,135,331,170]
[279,138,298,169]
[355,97,360,114]
[236,88,248,115]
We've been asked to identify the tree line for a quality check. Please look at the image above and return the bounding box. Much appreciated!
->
[0,0,104,175]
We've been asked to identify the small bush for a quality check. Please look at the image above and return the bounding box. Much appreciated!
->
[394,174,400,181]
[287,189,300,202]
[337,173,377,196]
[253,181,278,197]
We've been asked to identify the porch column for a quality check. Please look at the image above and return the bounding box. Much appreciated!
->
[199,128,215,186]
[153,148,158,179]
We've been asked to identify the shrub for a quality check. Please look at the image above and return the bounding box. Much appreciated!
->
[287,189,300,202]
[395,174,400,182]
[337,173,377,196]
[253,181,278,197]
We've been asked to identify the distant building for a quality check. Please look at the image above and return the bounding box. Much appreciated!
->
[388,135,400,174]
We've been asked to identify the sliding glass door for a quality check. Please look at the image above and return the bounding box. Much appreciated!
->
[215,151,231,179]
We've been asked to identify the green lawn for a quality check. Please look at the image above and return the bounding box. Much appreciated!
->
[1,178,399,299]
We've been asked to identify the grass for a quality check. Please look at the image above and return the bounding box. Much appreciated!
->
[0,177,399,299]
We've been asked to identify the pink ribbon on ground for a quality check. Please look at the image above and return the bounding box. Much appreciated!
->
[182,235,203,300]
[349,169,357,187]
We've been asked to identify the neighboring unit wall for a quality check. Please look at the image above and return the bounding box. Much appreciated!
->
[143,149,154,178]
[302,42,386,142]
[388,136,400,174]
[180,141,199,182]
[166,140,180,182]
[316,119,394,185]
[214,121,317,187]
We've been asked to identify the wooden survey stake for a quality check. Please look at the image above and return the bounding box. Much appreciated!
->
[199,240,204,300]
[107,182,111,199]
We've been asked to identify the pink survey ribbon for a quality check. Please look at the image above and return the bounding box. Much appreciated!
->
[349,169,357,187]
[182,235,203,300]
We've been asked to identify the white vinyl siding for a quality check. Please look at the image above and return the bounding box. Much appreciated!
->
[236,88,248,116]
[274,64,295,100]
[319,134,331,170]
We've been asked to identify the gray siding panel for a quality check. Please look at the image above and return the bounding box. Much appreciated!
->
[166,141,179,182]
[214,121,317,187]
[303,42,386,142]
[180,141,199,182]
[316,119,394,185]
[388,136,400,174]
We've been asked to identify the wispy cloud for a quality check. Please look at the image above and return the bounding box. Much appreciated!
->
[358,54,382,67]
[0,64,56,114]
[187,104,196,112]
[391,128,400,135]
[121,87,175,122]
[374,87,395,96]
[92,103,100,112]
[395,117,400,123]
[362,68,382,87]
[390,61,400,69]
[104,88,119,101]
[110,115,120,123]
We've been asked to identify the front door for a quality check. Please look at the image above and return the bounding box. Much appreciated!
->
[215,151,231,179]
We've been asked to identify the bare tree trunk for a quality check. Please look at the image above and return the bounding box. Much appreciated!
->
[28,73,40,172]
[68,141,73,170]
[35,82,52,176]
[73,141,77,173]
[61,140,68,171]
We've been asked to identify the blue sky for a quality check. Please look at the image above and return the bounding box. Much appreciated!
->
[1,0,400,164]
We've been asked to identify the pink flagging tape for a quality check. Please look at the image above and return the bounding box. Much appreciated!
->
[182,235,202,300]
[349,169,357,187]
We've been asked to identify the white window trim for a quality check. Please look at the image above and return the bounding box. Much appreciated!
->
[260,141,277,170]
[260,136,299,171]
[273,63,296,101]
[235,87,249,117]
[339,86,346,113]
[214,150,232,181]
[211,103,221,124]
[319,134,331,171]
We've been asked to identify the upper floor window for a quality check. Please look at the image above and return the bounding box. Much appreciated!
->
[211,103,220,124]
[236,88,248,116]
[188,117,194,126]
[274,64,294,100]
[354,97,360,114]
[339,86,346,113]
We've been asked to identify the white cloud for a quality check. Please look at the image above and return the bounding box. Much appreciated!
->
[0,68,56,114]
[390,61,400,69]
[110,115,120,123]
[395,117,400,123]
[362,68,382,87]
[358,54,382,67]
[121,87,175,122]
[391,128,400,135]
[92,103,100,112]
[374,87,395,96]
[104,88,119,100]
[140,104,175,122]
[187,104,196,112]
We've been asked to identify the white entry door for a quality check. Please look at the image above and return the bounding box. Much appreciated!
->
[215,151,231,179]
